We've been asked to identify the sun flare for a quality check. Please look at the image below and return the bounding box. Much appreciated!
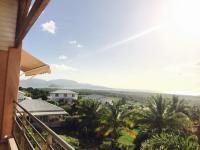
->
[171,0,200,33]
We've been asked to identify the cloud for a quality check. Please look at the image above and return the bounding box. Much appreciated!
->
[58,55,68,60]
[20,64,78,81]
[76,44,83,48]
[50,64,77,72]
[69,40,77,44]
[41,20,56,34]
[69,40,84,48]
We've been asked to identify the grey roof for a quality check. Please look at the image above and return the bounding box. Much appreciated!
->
[30,111,67,116]
[18,99,67,115]
[50,89,77,94]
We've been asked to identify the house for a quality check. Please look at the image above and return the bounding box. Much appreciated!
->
[18,99,68,128]
[49,89,78,102]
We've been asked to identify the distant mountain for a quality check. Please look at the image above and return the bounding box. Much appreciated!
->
[20,78,110,90]
[20,79,200,104]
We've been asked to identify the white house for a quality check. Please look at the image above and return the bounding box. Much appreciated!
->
[49,89,78,102]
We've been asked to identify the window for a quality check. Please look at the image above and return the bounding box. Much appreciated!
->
[72,94,75,97]
[64,93,68,97]
[55,93,59,97]
[40,116,48,122]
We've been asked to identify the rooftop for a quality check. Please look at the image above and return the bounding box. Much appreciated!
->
[18,99,68,116]
[50,89,77,94]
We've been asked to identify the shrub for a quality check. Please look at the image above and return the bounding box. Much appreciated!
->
[60,135,79,149]
[141,132,199,150]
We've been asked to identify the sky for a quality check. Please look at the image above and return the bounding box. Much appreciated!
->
[22,0,200,95]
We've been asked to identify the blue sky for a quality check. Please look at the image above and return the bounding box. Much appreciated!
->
[23,0,200,94]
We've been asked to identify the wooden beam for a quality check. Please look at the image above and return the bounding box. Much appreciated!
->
[16,0,32,36]
[15,0,49,46]
[21,0,32,22]
[0,47,21,138]
[0,51,8,138]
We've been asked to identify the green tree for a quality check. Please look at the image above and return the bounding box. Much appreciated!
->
[136,95,192,132]
[189,105,200,123]
[97,99,135,149]
[141,132,199,150]
[75,99,102,140]
[168,96,189,115]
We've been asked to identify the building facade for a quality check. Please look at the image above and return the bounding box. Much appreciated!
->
[49,90,78,102]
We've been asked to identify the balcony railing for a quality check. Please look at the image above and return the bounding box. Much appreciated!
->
[13,102,75,150]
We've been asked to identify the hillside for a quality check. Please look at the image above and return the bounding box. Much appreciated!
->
[20,78,109,90]
[20,79,200,105]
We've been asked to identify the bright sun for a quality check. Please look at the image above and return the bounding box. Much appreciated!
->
[170,0,200,33]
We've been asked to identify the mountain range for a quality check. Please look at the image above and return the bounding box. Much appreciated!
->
[20,79,200,103]
[20,78,110,90]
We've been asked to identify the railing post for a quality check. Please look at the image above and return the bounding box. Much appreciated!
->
[46,134,53,150]
[21,112,27,150]
[12,100,17,135]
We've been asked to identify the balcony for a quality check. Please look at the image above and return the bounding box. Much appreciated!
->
[11,102,74,150]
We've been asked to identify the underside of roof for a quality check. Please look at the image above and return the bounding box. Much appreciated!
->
[21,49,51,76]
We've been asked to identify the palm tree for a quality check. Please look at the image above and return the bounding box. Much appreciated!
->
[141,132,199,150]
[136,95,192,132]
[75,99,102,139]
[97,99,132,149]
[168,96,189,115]
[189,105,200,123]
[187,105,200,144]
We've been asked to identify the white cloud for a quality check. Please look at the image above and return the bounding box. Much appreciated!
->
[69,40,77,44]
[76,44,83,48]
[20,64,78,81]
[58,55,68,60]
[41,20,56,34]
[69,40,84,48]
[50,64,77,72]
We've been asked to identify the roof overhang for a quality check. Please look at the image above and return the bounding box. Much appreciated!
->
[20,49,51,76]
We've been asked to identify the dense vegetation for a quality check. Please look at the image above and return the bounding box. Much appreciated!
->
[19,87,200,149]
[19,87,49,100]
[57,95,200,150]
